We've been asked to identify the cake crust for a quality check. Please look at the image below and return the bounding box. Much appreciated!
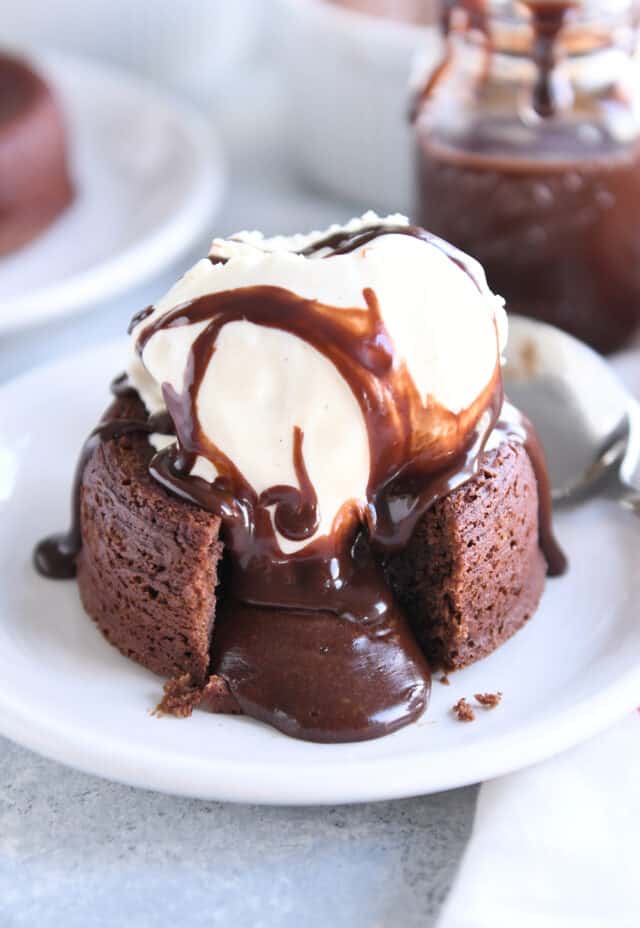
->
[77,394,223,685]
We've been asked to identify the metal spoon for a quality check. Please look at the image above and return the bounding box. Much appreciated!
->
[503,316,640,509]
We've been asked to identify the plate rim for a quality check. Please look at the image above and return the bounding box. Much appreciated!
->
[1,336,640,804]
[0,49,225,337]
[0,653,638,804]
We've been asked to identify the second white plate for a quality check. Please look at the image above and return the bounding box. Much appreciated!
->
[0,51,224,335]
[0,338,639,803]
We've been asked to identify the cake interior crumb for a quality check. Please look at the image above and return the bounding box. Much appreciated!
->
[154,673,203,718]
[439,674,451,686]
[474,691,503,709]
[154,672,241,719]
[452,697,475,722]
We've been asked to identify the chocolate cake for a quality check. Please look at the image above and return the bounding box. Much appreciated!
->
[77,394,546,688]
[0,53,73,255]
[34,214,566,743]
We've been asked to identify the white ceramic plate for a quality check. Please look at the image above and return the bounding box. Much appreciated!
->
[1,339,639,804]
[0,52,224,336]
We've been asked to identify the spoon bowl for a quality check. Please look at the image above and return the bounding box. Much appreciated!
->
[503,316,640,504]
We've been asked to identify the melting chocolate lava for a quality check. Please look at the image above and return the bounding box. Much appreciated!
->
[34,224,566,742]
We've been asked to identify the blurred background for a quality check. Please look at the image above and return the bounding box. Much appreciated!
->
[2,0,640,369]
[1,0,440,223]
[0,0,447,379]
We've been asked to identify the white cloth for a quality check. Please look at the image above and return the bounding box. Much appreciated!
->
[440,349,640,928]
[438,714,640,928]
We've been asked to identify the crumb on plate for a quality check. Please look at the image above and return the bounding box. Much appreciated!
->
[452,697,475,722]
[474,691,502,709]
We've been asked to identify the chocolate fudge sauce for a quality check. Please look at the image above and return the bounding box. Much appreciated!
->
[415,1,640,353]
[529,2,577,119]
[34,223,566,742]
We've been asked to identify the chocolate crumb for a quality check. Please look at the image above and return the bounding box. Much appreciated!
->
[440,674,451,686]
[452,697,475,722]
[155,673,239,718]
[155,673,205,718]
[474,691,502,709]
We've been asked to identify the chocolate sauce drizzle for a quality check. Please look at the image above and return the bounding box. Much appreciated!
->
[213,223,485,293]
[528,2,575,118]
[34,222,566,742]
[298,222,474,279]
[34,377,174,579]
[127,305,153,335]
[412,1,577,122]
[410,0,490,122]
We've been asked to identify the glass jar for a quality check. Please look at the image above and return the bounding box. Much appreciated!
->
[413,0,640,353]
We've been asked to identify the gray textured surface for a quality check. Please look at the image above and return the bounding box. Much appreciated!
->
[0,738,477,928]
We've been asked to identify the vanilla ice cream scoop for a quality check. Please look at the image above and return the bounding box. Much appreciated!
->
[128,212,506,554]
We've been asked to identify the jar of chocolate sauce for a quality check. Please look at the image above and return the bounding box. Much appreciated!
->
[414,0,640,353]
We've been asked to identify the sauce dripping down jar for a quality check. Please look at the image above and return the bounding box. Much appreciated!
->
[413,0,640,354]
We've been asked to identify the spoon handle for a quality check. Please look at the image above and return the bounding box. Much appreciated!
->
[620,406,640,498]
[617,486,640,515]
